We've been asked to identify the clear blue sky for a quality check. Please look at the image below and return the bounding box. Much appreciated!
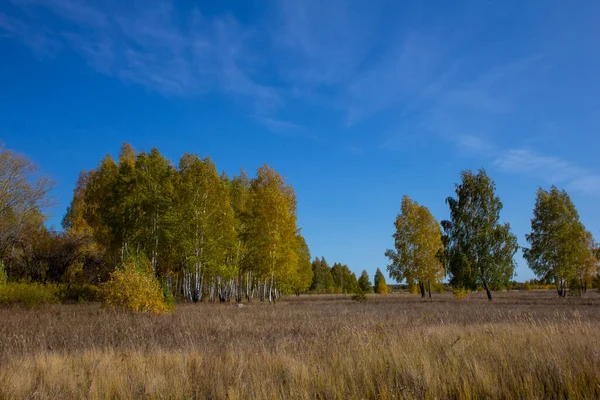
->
[1,0,599,282]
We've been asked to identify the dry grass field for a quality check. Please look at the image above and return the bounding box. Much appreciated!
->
[1,291,600,399]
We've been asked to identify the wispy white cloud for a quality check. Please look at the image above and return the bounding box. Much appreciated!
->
[1,0,280,112]
[0,11,59,55]
[444,133,600,197]
[493,148,600,196]
[10,0,107,27]
[1,0,598,165]
[254,116,301,134]
[345,33,444,125]
[273,0,377,87]
[456,134,495,153]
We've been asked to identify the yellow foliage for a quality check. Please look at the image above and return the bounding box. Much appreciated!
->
[452,288,469,300]
[376,281,389,294]
[100,258,170,314]
[0,283,59,307]
[524,282,532,291]
[408,281,420,295]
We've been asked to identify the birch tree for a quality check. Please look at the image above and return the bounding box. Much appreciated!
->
[176,154,235,302]
[386,195,444,298]
[135,148,176,273]
[524,186,591,296]
[442,170,518,301]
[291,234,313,295]
[247,165,298,302]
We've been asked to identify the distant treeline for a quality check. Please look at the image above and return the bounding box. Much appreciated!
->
[308,257,388,294]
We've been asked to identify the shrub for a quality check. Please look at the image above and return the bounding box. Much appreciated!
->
[59,284,101,303]
[0,282,59,307]
[100,257,170,314]
[524,282,532,291]
[351,290,368,302]
[452,287,469,300]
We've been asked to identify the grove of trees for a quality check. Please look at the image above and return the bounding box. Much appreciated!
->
[2,143,314,303]
[386,169,598,299]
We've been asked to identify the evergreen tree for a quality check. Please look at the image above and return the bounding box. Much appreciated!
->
[374,268,389,294]
[357,270,373,293]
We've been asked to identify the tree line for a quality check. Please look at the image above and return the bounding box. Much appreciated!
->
[386,169,599,299]
[1,143,598,303]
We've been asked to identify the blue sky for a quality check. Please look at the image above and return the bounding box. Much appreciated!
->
[1,0,599,282]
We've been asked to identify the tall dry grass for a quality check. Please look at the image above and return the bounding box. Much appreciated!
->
[1,291,599,399]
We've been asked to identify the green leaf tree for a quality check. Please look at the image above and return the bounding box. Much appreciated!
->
[246,165,298,302]
[291,234,313,295]
[442,169,518,301]
[523,186,591,296]
[574,230,598,293]
[228,170,252,301]
[331,263,358,294]
[385,195,445,298]
[176,154,236,302]
[135,148,177,273]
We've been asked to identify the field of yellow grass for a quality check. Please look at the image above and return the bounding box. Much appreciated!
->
[1,291,599,399]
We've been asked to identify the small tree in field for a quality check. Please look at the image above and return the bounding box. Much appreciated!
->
[374,268,389,294]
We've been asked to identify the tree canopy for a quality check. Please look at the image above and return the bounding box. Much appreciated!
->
[524,186,597,296]
[442,169,518,300]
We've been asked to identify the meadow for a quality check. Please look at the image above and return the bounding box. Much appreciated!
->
[1,291,599,399]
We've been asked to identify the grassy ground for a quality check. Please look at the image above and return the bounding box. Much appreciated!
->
[1,291,599,399]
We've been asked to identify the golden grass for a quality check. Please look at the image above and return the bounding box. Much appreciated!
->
[1,291,599,399]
